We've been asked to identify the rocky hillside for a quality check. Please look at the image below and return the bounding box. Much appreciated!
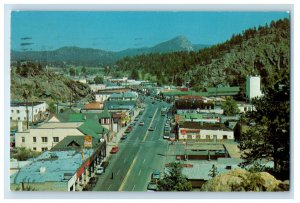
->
[10,62,94,103]
[201,169,289,192]
[115,18,290,92]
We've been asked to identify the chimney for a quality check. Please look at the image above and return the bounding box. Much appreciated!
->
[18,120,23,132]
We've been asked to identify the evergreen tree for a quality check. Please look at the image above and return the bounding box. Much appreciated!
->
[157,162,192,191]
[239,83,290,180]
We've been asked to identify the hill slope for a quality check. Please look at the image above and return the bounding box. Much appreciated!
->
[11,36,209,66]
[115,18,290,92]
[10,62,94,103]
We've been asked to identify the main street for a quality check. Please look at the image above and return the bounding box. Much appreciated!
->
[93,96,171,191]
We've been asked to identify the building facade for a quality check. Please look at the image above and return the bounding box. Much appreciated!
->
[11,102,47,122]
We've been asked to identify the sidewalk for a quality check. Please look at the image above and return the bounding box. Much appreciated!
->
[103,108,141,162]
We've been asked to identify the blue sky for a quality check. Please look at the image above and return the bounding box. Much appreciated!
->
[11,11,289,52]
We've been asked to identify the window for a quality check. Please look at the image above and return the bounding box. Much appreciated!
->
[41,137,48,143]
[18,117,20,120]
[17,110,20,113]
[41,147,48,152]
[11,110,14,113]
[33,147,36,151]
[196,135,201,139]
[53,137,59,142]
[10,117,12,120]
[24,117,26,120]
[223,135,228,140]
[33,137,36,142]
[25,110,29,113]
[22,137,25,142]
[206,135,210,140]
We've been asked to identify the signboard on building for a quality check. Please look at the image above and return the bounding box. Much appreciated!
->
[84,136,92,148]
[180,129,200,135]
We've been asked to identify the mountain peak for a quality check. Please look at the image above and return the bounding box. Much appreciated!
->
[152,35,194,52]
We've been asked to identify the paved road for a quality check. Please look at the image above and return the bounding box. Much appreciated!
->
[93,96,171,191]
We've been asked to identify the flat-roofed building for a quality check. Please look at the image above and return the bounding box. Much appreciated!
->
[10,136,106,191]
[178,122,234,141]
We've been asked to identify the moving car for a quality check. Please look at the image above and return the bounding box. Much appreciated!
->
[110,146,119,154]
[163,135,170,139]
[139,122,145,126]
[148,126,154,131]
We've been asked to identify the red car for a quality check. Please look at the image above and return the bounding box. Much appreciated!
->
[110,146,119,154]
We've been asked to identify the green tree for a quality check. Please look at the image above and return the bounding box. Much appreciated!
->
[221,97,240,116]
[12,147,41,161]
[157,162,192,191]
[69,68,76,77]
[81,67,87,77]
[48,102,56,114]
[130,69,139,80]
[94,75,104,84]
[239,83,290,180]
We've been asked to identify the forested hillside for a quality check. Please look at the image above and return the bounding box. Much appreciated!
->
[115,18,290,93]
[10,62,94,103]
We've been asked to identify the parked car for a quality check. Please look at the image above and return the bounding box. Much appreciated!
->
[147,182,158,191]
[110,146,119,154]
[134,117,139,121]
[125,126,132,133]
[139,122,145,126]
[96,166,104,175]
[151,170,161,180]
[120,134,127,140]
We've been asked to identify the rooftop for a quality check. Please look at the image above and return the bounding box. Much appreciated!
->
[78,119,109,138]
[84,102,103,110]
[11,101,45,107]
[10,149,93,184]
[37,122,83,129]
[51,135,105,151]
[180,121,232,131]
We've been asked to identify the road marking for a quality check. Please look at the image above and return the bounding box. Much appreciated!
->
[118,153,139,191]
[123,158,126,163]
[143,158,146,164]
[108,184,112,190]
[138,169,142,176]
[132,185,136,191]
[143,109,158,142]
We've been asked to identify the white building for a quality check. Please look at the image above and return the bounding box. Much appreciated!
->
[10,102,47,122]
[178,122,234,141]
[89,84,106,92]
[246,76,263,101]
[14,119,108,152]
[15,122,84,152]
